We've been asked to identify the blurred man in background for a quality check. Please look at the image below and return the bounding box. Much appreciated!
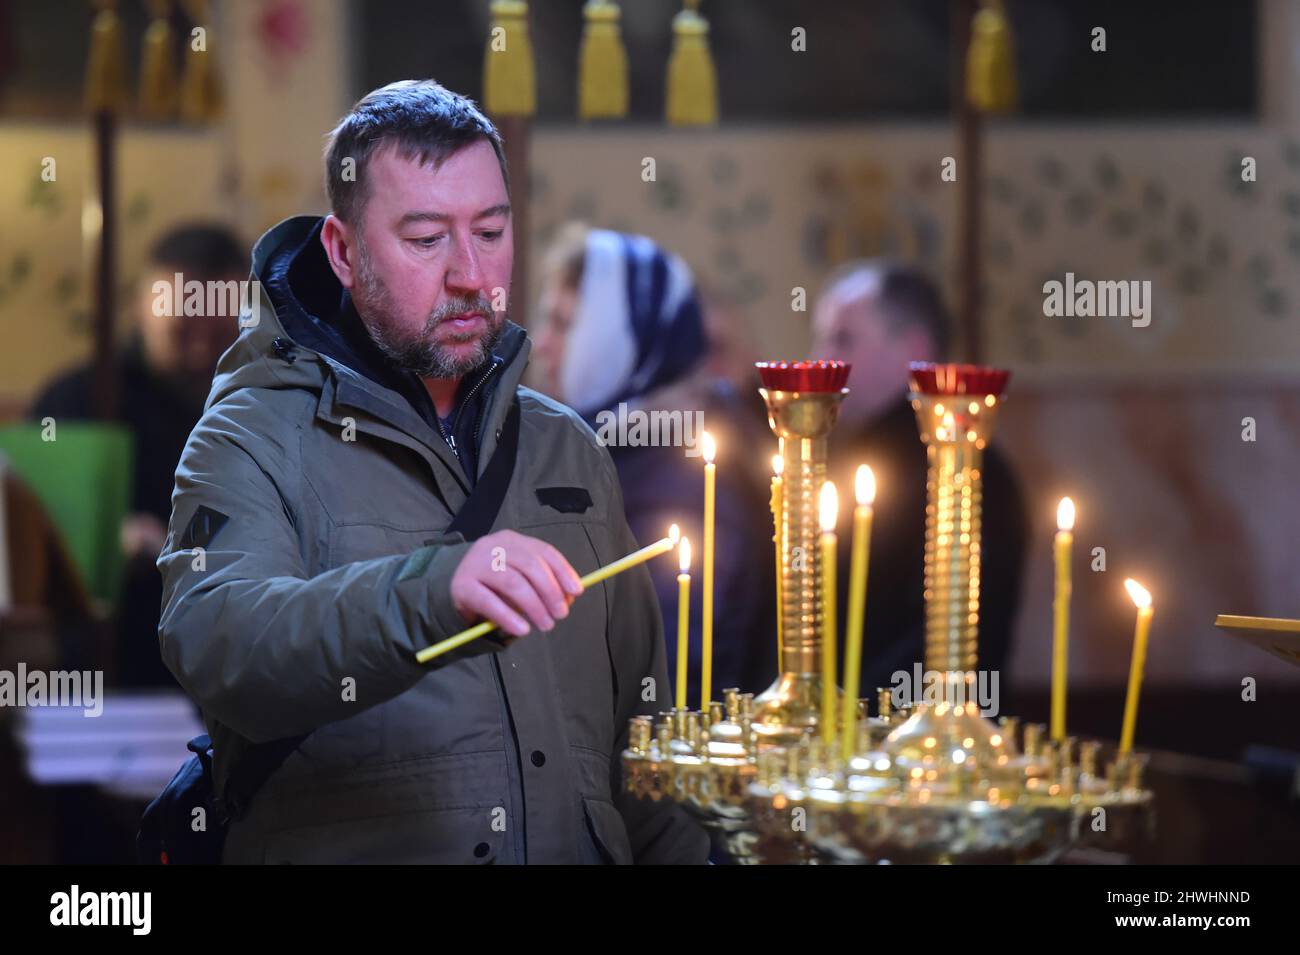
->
[29,223,245,686]
[810,260,1027,696]
[535,224,777,705]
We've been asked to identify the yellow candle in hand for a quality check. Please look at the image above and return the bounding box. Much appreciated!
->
[416,524,682,663]
[819,481,839,748]
[1119,578,1154,755]
[771,452,784,671]
[701,431,716,710]
[675,537,691,711]
[840,465,875,763]
[1051,497,1075,742]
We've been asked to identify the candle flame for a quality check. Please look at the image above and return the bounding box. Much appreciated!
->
[856,464,876,506]
[679,536,692,573]
[819,481,839,533]
[702,431,716,464]
[1124,578,1151,609]
[668,523,681,544]
[771,454,783,477]
[1057,497,1076,531]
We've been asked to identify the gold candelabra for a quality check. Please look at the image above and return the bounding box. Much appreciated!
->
[749,360,850,746]
[622,361,1154,864]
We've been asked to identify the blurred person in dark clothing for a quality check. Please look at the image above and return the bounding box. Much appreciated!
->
[810,261,1027,698]
[535,225,778,706]
[29,223,245,686]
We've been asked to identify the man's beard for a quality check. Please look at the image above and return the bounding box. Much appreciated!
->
[353,242,505,380]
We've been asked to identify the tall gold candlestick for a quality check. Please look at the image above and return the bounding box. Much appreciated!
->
[675,537,691,711]
[819,481,839,748]
[1119,578,1153,755]
[840,465,875,763]
[701,431,716,710]
[752,359,850,747]
[770,451,784,671]
[1051,496,1075,742]
[416,524,681,663]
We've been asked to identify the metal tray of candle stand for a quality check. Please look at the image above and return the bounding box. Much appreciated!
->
[734,702,1155,865]
[621,361,1157,864]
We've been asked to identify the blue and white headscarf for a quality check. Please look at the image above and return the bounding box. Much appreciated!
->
[560,230,707,418]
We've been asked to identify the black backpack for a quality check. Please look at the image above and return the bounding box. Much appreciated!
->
[137,398,521,863]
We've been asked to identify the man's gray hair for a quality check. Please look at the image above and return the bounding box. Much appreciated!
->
[324,79,508,225]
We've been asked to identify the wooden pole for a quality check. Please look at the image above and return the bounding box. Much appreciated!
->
[91,107,119,420]
[952,0,983,364]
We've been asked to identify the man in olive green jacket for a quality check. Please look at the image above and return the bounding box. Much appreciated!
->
[157,80,707,864]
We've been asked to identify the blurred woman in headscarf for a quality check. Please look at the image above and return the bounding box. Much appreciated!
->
[535,224,776,707]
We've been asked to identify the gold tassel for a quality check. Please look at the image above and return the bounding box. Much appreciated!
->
[139,1,179,120]
[483,0,536,117]
[578,1,628,121]
[179,0,223,123]
[84,0,127,115]
[966,0,1017,114]
[665,0,717,127]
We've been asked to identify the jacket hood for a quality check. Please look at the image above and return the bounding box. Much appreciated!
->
[212,215,529,431]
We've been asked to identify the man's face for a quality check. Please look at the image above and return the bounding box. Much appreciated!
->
[810,282,929,428]
[136,268,241,384]
[346,139,513,379]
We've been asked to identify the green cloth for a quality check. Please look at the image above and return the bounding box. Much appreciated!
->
[0,423,133,604]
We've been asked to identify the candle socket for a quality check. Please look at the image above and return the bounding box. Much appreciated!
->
[1126,754,1148,791]
[1059,736,1077,771]
[723,688,740,721]
[998,715,1020,751]
[877,687,893,721]
[706,700,724,730]
[1079,740,1100,779]
[1023,722,1043,759]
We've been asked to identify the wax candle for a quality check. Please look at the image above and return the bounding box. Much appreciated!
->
[1119,578,1154,755]
[675,537,691,710]
[701,431,716,709]
[416,524,682,663]
[840,465,875,763]
[770,452,784,670]
[1051,497,1075,742]
[819,481,839,747]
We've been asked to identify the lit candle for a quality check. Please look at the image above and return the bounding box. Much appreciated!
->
[675,537,692,711]
[770,451,784,670]
[416,524,682,663]
[1119,578,1154,755]
[701,431,716,710]
[1051,497,1075,742]
[819,481,839,747]
[840,465,875,763]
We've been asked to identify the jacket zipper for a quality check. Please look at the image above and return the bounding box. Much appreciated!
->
[437,360,499,458]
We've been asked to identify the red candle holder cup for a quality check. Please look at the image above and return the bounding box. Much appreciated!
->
[755,360,852,393]
[907,362,1010,397]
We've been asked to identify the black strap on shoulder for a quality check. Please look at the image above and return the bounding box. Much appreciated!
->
[445,396,520,540]
[220,395,523,822]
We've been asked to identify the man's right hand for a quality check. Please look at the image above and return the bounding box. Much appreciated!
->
[449,530,585,637]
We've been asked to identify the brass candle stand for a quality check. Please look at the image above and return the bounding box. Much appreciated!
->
[749,360,852,745]
[621,361,1154,864]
